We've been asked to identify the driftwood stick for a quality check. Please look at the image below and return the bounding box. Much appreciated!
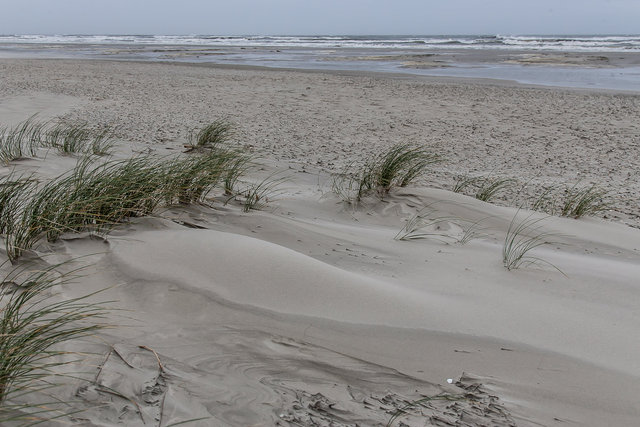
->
[139,345,165,373]
[94,349,112,383]
[112,345,137,369]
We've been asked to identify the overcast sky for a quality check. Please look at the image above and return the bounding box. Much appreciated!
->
[0,0,637,35]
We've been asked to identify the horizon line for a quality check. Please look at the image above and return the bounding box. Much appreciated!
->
[3,33,640,37]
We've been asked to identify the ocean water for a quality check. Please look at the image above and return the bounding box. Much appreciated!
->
[1,34,639,91]
[2,34,640,51]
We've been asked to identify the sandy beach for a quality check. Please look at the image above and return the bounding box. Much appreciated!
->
[1,58,640,426]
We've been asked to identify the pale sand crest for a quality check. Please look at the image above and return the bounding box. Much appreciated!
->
[0,59,639,426]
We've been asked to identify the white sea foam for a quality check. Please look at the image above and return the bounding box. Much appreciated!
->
[1,34,638,91]
[1,34,639,52]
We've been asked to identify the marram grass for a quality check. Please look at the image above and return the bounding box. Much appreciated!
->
[0,263,108,425]
[394,202,490,244]
[330,161,375,206]
[452,174,483,194]
[185,120,235,152]
[452,173,514,203]
[559,184,609,219]
[394,205,458,242]
[0,118,44,164]
[223,155,254,196]
[332,143,441,203]
[163,150,241,205]
[2,156,167,260]
[42,122,115,156]
[372,143,441,196]
[502,213,564,274]
[0,147,249,261]
[239,172,288,213]
[474,177,515,202]
[0,118,116,163]
[529,183,609,219]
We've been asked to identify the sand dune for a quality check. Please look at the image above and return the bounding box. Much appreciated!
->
[1,59,639,426]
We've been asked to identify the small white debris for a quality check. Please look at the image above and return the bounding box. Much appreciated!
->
[447,378,454,384]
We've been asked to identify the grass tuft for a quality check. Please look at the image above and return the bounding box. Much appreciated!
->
[223,155,254,196]
[0,118,46,163]
[394,205,458,242]
[559,184,609,219]
[372,143,441,196]
[42,122,116,156]
[395,203,490,244]
[236,172,288,213]
[185,120,235,152]
[475,177,515,202]
[453,173,514,203]
[0,118,116,161]
[502,212,564,274]
[2,156,169,259]
[457,216,491,245]
[332,143,441,203]
[0,148,251,261]
[530,185,556,214]
[330,161,375,206]
[452,174,483,194]
[0,263,108,424]
[528,183,609,219]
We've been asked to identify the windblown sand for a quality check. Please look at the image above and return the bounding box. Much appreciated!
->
[1,58,639,426]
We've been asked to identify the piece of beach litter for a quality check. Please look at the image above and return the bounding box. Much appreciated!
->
[447,378,454,384]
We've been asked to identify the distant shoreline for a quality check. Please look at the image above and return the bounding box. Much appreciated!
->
[1,36,640,92]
